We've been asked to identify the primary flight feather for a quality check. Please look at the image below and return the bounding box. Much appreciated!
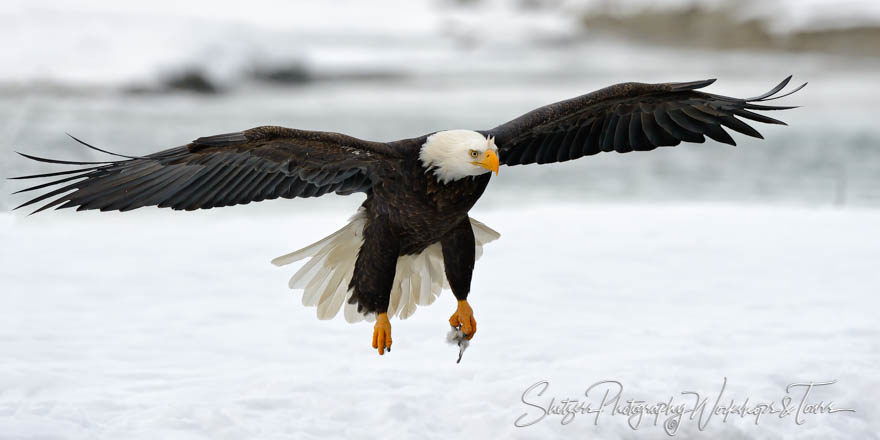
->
[12,77,805,355]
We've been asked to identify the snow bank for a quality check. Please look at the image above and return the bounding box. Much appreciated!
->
[3,0,877,88]
[1,203,877,438]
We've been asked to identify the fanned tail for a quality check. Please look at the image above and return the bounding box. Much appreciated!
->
[272,212,501,323]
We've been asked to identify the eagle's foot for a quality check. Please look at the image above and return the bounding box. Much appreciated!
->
[449,300,476,340]
[372,312,392,355]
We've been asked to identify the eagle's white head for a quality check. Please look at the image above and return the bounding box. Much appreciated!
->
[419,130,500,184]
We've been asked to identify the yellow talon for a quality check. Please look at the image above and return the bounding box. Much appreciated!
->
[372,312,392,355]
[449,299,477,340]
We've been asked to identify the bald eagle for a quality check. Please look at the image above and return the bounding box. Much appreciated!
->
[13,77,804,355]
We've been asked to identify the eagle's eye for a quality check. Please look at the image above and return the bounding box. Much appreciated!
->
[469,149,480,159]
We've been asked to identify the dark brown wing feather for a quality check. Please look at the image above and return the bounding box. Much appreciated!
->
[484,76,806,166]
[12,126,398,214]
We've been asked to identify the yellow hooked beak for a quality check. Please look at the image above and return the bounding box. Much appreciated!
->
[473,149,499,176]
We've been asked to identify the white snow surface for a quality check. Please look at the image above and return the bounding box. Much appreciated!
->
[1,203,878,439]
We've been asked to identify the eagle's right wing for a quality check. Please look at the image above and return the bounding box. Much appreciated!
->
[484,76,805,166]
[12,126,398,213]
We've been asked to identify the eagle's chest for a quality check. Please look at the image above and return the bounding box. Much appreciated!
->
[424,172,490,211]
[370,171,490,254]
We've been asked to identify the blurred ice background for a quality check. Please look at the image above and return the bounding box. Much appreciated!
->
[1,1,879,439]
[2,0,880,208]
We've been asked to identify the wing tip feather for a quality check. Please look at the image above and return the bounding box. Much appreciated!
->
[745,75,806,102]
[670,78,716,92]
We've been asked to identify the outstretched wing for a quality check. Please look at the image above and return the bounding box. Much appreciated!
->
[12,126,397,214]
[484,76,805,166]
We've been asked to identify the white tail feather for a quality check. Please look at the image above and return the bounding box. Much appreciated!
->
[272,211,500,323]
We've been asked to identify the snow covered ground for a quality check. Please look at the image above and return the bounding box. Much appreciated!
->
[1,203,878,439]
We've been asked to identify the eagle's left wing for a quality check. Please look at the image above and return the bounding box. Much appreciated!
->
[483,76,805,166]
[12,126,398,214]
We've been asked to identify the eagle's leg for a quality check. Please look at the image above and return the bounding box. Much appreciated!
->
[372,313,392,355]
[449,300,476,340]
[442,217,477,340]
[350,214,399,356]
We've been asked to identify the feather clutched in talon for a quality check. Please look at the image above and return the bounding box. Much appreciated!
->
[447,325,470,363]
